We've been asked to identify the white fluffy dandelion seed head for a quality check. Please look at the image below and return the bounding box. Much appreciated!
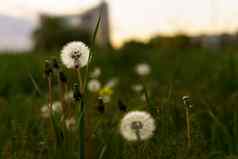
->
[87,79,101,92]
[41,105,50,118]
[61,41,90,69]
[65,117,76,131]
[40,101,62,118]
[132,84,143,92]
[90,67,101,78]
[120,111,156,141]
[52,101,62,113]
[135,63,151,76]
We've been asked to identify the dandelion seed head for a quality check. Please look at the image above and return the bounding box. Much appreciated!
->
[120,111,156,141]
[61,41,90,69]
[90,67,101,78]
[65,117,76,131]
[52,102,62,113]
[132,84,143,92]
[41,105,50,118]
[135,63,151,76]
[40,101,62,118]
[87,79,101,92]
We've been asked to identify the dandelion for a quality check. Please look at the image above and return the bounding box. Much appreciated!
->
[99,87,113,103]
[61,41,90,69]
[64,91,73,100]
[65,117,76,131]
[182,96,192,148]
[132,84,143,93]
[135,63,151,76]
[90,67,101,78]
[87,79,101,93]
[120,111,155,141]
[52,101,62,113]
[41,105,50,118]
[41,101,62,118]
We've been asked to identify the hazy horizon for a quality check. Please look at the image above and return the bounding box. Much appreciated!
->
[1,0,238,49]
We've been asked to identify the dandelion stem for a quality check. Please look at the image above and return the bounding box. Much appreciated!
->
[48,77,53,113]
[185,107,191,149]
[79,97,85,159]
[59,80,66,118]
[76,69,84,95]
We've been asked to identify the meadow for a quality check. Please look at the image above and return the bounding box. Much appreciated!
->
[0,45,238,159]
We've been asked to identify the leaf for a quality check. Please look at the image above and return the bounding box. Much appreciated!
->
[98,145,107,159]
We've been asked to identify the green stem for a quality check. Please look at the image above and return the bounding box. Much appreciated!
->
[79,97,85,159]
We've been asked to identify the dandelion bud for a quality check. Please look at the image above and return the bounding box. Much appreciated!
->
[182,96,193,109]
[73,84,81,101]
[44,60,53,77]
[59,71,67,83]
[118,100,127,112]
[51,58,60,70]
[97,97,105,114]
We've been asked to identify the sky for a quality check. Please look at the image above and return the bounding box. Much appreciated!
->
[1,0,238,47]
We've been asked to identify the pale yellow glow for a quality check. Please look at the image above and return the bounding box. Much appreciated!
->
[1,0,238,47]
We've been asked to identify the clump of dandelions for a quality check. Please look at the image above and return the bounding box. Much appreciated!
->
[135,63,151,76]
[120,111,155,141]
[61,41,90,69]
[87,79,101,93]
[41,101,62,118]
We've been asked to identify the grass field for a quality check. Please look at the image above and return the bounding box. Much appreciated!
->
[1,46,238,159]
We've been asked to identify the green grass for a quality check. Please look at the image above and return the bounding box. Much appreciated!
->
[1,46,238,159]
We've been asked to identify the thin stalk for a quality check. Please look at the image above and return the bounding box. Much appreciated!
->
[75,69,85,159]
[48,77,53,114]
[79,97,85,159]
[185,107,191,149]
[76,69,84,95]
[59,80,66,118]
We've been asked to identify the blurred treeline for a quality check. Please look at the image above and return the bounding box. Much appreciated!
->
[32,15,238,51]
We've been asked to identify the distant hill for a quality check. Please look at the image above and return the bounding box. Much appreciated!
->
[0,15,35,52]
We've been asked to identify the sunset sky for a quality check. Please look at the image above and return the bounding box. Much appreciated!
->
[1,0,238,47]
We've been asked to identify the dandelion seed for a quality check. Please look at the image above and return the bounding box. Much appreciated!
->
[87,79,101,93]
[120,111,156,141]
[61,41,90,69]
[65,117,76,131]
[90,67,101,78]
[135,63,151,76]
[132,84,143,93]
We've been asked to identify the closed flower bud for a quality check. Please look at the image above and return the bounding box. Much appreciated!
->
[73,84,81,101]
[44,60,53,77]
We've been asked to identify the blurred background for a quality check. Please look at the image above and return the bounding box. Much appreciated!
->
[1,0,238,51]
